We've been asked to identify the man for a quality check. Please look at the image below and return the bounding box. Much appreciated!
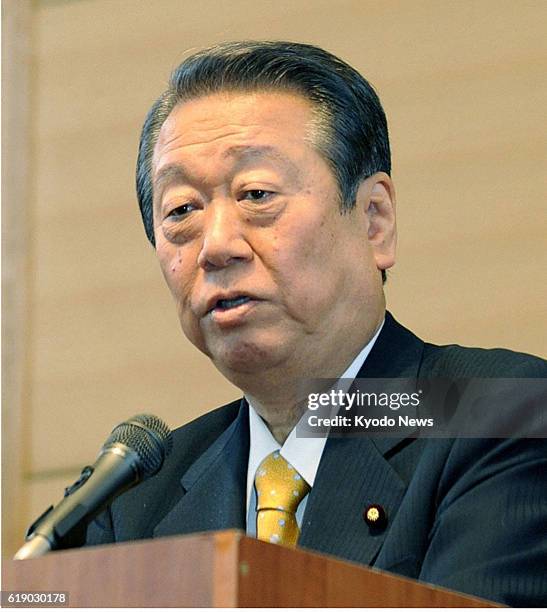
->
[86,41,547,605]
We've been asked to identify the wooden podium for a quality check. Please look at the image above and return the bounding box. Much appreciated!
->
[3,530,498,607]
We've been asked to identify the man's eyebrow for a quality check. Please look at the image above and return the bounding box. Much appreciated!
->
[223,144,297,169]
[153,165,189,204]
[223,145,300,181]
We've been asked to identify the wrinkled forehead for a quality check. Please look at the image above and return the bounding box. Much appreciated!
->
[151,91,330,189]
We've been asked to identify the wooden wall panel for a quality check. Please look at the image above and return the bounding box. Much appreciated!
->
[2,0,33,558]
[4,0,545,555]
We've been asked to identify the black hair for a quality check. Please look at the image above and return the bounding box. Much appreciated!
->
[136,41,391,280]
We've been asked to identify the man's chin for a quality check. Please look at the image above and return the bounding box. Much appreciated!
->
[208,338,287,377]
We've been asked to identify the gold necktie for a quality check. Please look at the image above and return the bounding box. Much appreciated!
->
[254,451,310,547]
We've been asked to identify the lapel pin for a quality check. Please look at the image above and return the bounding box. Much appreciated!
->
[363,504,387,530]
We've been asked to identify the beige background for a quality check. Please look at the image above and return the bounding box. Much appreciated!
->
[3,0,546,557]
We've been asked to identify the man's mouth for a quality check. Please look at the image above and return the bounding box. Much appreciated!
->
[211,295,252,312]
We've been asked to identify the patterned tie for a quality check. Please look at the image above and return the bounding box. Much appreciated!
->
[254,451,311,547]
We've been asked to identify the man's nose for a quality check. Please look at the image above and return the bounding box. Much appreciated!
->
[197,203,253,270]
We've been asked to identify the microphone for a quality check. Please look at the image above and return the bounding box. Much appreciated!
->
[14,414,172,560]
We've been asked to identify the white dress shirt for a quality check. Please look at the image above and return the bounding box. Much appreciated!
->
[246,319,384,536]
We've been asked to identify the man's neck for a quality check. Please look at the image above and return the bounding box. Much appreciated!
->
[243,318,385,444]
[245,392,307,444]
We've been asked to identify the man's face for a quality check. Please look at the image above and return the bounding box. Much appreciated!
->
[152,91,394,385]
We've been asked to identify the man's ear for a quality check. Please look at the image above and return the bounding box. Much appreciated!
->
[356,172,397,271]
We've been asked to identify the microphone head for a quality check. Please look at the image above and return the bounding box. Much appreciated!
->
[103,414,173,479]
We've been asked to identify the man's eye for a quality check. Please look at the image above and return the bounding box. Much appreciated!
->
[165,204,195,219]
[241,190,272,202]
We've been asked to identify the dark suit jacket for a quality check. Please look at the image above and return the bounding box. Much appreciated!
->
[86,312,547,606]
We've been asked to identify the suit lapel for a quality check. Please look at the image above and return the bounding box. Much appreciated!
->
[360,311,424,455]
[359,312,424,380]
[299,435,406,565]
[154,402,249,538]
[299,312,425,565]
